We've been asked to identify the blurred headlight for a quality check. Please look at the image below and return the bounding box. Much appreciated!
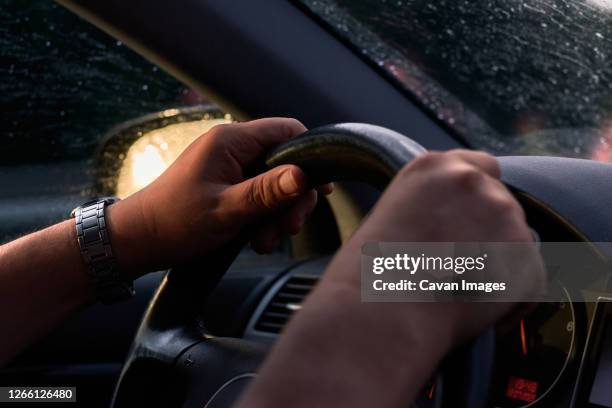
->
[116,117,231,198]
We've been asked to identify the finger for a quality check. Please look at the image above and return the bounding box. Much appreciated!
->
[445,149,501,179]
[281,190,318,234]
[251,190,317,253]
[250,227,281,254]
[222,165,309,221]
[316,183,334,195]
[216,118,307,167]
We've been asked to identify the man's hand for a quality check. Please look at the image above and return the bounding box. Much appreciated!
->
[238,150,544,408]
[107,118,332,278]
[0,117,330,365]
[321,149,544,343]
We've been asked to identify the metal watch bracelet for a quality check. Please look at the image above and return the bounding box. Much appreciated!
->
[71,197,135,305]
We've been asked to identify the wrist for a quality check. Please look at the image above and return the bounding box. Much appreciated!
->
[310,285,455,405]
[61,219,97,303]
[312,281,456,362]
[105,195,159,280]
[246,282,455,408]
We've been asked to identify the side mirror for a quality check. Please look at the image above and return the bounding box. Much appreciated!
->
[94,105,232,198]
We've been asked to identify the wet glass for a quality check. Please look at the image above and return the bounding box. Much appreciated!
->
[0,0,207,242]
[299,0,612,160]
[0,0,203,165]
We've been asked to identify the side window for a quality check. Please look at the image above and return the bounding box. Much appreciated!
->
[0,1,230,242]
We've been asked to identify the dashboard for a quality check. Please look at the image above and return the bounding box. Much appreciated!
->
[237,261,586,408]
[239,262,592,408]
[233,245,598,408]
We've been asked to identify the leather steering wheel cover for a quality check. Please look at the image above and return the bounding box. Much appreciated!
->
[265,123,427,189]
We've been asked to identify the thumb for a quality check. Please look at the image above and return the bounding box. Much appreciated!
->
[223,165,309,221]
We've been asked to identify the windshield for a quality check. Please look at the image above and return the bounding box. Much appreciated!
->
[0,0,202,165]
[299,0,612,160]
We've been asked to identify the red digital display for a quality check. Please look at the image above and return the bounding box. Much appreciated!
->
[506,376,539,403]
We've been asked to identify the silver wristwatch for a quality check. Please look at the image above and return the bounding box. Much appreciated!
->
[70,197,135,305]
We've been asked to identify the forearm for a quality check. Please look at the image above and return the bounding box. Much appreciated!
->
[237,282,453,408]
[0,196,157,366]
[0,219,93,366]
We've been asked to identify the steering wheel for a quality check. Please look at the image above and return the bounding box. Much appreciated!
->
[111,123,493,408]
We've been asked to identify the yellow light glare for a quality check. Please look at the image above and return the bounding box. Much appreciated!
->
[116,117,232,198]
[131,144,167,191]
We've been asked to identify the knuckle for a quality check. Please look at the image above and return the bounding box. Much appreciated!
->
[474,150,498,164]
[404,152,445,174]
[488,193,524,218]
[246,176,272,211]
[448,149,500,176]
[447,166,486,191]
[205,123,233,141]
[476,152,501,175]
[196,126,224,150]
[448,149,493,160]
[445,148,472,157]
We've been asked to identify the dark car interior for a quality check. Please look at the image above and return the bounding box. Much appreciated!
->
[4,0,612,407]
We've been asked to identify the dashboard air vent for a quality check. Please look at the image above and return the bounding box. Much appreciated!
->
[255,274,319,334]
